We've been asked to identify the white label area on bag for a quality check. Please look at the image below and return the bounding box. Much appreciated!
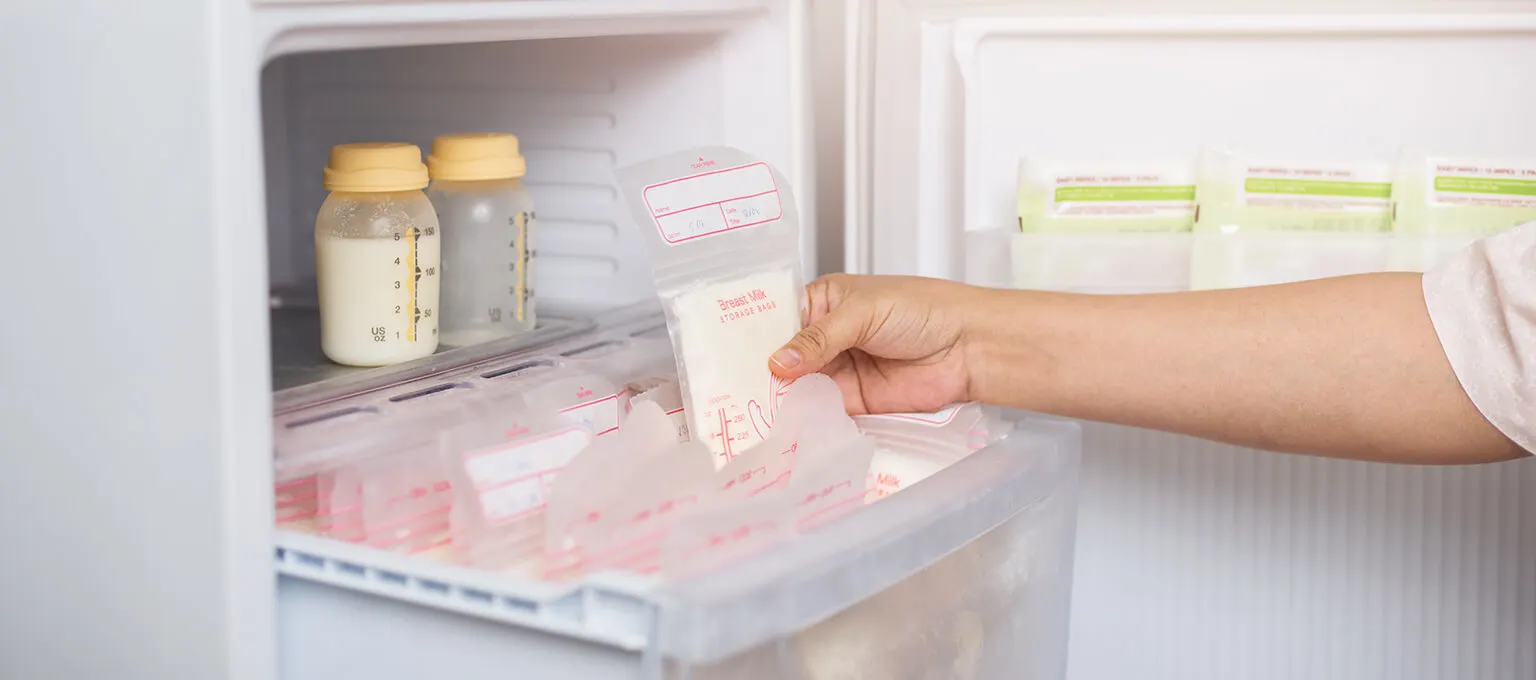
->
[1427,158,1536,208]
[560,393,622,437]
[863,403,966,427]
[642,161,784,244]
[464,428,592,522]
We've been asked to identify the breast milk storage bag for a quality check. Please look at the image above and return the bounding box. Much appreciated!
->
[315,143,442,366]
[617,147,803,469]
[427,133,538,346]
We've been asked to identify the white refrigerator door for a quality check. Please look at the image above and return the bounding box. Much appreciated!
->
[847,4,1536,680]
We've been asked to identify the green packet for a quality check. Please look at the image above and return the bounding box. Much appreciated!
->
[1392,154,1536,234]
[1017,158,1195,233]
[1193,149,1393,233]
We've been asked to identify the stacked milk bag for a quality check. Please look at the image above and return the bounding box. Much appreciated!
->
[273,147,1012,579]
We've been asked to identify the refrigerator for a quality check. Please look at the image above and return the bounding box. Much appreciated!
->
[1,0,1532,679]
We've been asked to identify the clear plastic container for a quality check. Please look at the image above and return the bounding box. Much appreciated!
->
[315,142,441,367]
[427,133,538,347]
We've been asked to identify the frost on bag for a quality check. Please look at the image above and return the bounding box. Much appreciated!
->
[617,147,804,469]
[542,403,712,579]
[443,396,595,572]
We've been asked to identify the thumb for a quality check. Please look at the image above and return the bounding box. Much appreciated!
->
[770,305,867,379]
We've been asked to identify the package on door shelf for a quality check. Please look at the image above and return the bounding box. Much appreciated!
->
[1012,157,1197,293]
[1016,157,1197,233]
[1388,153,1536,270]
[1011,145,1536,293]
[1391,152,1536,234]
[1194,148,1395,234]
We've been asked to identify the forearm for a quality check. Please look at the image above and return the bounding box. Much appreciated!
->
[966,273,1522,464]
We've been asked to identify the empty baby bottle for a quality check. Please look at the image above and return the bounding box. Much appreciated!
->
[426,133,538,347]
[315,143,441,367]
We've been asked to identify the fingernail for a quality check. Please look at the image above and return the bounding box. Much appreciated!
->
[770,348,802,369]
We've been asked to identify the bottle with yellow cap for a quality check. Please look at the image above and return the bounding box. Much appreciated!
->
[426,133,537,346]
[315,142,441,366]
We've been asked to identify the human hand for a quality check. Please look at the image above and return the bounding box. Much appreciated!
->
[768,274,986,415]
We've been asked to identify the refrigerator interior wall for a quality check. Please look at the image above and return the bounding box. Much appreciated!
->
[848,5,1536,679]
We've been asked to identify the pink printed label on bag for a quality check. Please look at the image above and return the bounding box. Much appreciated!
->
[643,161,784,244]
[464,428,592,523]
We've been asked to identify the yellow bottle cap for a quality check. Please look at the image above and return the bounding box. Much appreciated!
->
[322,143,429,192]
[427,133,527,181]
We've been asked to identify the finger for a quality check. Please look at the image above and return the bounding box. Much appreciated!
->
[770,303,869,379]
[804,274,850,324]
[821,353,870,415]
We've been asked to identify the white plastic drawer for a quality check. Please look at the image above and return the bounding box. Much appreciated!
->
[275,417,1081,680]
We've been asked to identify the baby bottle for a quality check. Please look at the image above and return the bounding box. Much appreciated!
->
[426,133,538,347]
[315,143,441,367]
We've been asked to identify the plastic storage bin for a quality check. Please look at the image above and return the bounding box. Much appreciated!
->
[275,416,1080,680]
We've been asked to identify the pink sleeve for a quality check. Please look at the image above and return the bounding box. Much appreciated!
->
[1421,223,1536,455]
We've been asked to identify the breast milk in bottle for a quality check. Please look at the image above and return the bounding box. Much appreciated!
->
[315,143,441,366]
[426,133,538,347]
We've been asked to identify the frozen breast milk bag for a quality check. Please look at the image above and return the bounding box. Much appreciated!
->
[856,403,1009,455]
[714,374,861,502]
[542,403,692,576]
[856,403,1007,501]
[663,489,795,579]
[1014,158,1195,293]
[443,404,594,571]
[628,378,688,442]
[788,432,877,530]
[617,147,804,468]
[564,438,717,576]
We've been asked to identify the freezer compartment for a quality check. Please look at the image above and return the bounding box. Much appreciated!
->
[261,25,800,398]
[276,416,1080,680]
